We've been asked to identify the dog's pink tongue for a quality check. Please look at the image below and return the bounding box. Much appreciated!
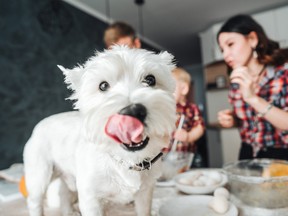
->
[105,114,144,144]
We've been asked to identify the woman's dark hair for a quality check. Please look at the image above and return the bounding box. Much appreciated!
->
[217,14,287,66]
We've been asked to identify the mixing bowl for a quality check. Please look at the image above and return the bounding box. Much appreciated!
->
[159,152,194,181]
[223,159,288,209]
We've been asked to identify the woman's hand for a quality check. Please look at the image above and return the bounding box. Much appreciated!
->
[218,109,234,128]
[230,66,258,103]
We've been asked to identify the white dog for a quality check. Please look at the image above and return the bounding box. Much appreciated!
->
[23,46,176,216]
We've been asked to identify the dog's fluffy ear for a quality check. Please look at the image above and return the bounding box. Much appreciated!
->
[57,65,84,92]
[158,51,176,71]
[57,65,85,102]
[158,51,176,93]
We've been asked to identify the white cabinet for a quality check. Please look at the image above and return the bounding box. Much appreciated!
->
[200,28,214,65]
[275,6,288,48]
[199,22,223,65]
[211,23,223,62]
[221,129,241,165]
[206,90,230,124]
[253,10,277,41]
[206,128,241,168]
[204,62,240,167]
[251,7,288,48]
[204,61,230,124]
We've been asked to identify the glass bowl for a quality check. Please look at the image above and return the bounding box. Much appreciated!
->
[158,152,194,181]
[223,159,288,209]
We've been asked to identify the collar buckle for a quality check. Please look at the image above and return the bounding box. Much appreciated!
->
[129,152,163,171]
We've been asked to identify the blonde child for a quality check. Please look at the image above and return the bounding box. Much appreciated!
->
[169,67,205,154]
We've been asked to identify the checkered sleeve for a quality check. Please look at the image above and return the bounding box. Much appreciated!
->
[189,104,205,128]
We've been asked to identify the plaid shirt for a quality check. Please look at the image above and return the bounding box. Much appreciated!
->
[165,102,205,153]
[229,63,288,155]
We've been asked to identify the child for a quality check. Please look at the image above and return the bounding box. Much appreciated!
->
[168,67,205,154]
[159,67,205,179]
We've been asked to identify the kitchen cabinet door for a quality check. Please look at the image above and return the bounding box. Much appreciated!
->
[200,28,214,65]
[275,6,288,48]
[200,22,224,65]
[206,128,241,168]
[220,129,241,165]
[206,89,230,124]
[211,23,223,62]
[253,10,277,41]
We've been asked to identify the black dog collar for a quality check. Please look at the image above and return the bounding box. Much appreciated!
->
[129,152,163,171]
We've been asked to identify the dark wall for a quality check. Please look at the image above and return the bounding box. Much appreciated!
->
[0,0,158,169]
[0,0,104,169]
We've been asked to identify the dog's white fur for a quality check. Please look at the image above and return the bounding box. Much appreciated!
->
[23,46,176,216]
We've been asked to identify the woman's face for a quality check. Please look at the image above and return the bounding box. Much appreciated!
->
[218,32,254,69]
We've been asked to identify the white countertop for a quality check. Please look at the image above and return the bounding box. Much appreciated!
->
[0,185,180,216]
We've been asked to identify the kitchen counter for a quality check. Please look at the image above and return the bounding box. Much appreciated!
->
[0,185,180,216]
[2,176,287,216]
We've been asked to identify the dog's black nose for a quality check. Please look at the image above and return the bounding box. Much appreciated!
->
[118,103,147,123]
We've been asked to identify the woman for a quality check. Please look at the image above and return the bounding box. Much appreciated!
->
[217,14,288,160]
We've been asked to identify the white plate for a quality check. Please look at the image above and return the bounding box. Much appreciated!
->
[174,169,228,194]
[159,195,238,216]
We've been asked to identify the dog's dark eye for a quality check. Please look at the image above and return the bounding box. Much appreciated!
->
[143,75,156,87]
[99,81,110,91]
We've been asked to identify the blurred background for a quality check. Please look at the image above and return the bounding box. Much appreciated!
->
[1,0,288,169]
